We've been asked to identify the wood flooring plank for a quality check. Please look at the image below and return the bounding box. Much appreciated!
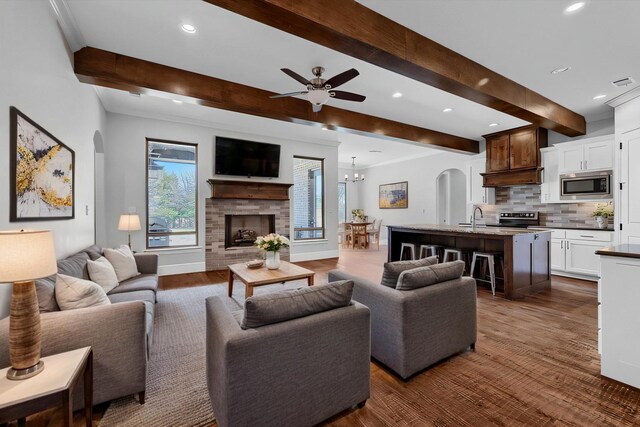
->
[14,246,640,427]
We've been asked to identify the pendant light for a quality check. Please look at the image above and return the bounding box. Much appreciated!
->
[344,157,365,182]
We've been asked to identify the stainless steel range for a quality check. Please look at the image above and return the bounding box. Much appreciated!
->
[487,211,540,228]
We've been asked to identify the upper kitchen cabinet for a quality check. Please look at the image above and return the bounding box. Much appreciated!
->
[540,147,560,203]
[482,125,548,187]
[557,137,614,173]
[467,156,495,205]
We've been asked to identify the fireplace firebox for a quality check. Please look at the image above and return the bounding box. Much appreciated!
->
[225,214,276,249]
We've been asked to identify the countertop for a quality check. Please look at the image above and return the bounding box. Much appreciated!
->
[387,224,550,236]
[596,244,640,259]
[529,225,615,232]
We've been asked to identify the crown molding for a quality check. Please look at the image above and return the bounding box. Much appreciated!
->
[49,0,86,52]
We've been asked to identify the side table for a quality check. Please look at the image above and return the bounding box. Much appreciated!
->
[0,346,93,427]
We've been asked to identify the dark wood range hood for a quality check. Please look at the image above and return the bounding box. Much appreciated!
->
[207,179,293,200]
[481,125,548,187]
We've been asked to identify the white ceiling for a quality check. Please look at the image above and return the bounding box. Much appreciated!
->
[360,0,639,121]
[63,0,638,166]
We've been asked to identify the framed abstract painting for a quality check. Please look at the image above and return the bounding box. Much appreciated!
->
[379,181,408,209]
[10,107,75,221]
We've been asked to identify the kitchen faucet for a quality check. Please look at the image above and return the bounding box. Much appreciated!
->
[472,206,483,229]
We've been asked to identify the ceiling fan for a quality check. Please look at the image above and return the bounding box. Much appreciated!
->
[270,66,366,112]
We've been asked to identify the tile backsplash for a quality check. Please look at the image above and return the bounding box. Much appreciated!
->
[481,185,613,228]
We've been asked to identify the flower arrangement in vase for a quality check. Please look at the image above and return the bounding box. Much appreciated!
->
[591,203,614,229]
[255,233,290,269]
[352,209,366,222]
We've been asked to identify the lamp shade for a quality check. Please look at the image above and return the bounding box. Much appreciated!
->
[118,214,141,231]
[0,230,56,282]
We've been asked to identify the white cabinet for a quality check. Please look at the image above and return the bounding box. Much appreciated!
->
[466,157,495,205]
[619,127,640,245]
[558,137,614,173]
[599,254,640,389]
[550,238,565,270]
[558,145,584,173]
[540,148,560,203]
[565,239,605,276]
[538,228,613,278]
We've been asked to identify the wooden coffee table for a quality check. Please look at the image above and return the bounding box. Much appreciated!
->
[228,261,315,298]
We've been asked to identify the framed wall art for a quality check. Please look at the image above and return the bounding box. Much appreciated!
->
[379,181,408,209]
[10,107,75,221]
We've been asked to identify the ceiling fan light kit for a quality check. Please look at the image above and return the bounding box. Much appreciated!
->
[271,66,366,112]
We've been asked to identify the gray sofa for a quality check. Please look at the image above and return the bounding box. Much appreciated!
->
[205,296,371,427]
[328,270,477,379]
[0,244,158,407]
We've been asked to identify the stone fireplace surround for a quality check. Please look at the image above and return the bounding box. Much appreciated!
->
[205,180,292,271]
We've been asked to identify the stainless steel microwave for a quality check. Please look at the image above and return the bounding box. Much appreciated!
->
[560,170,612,200]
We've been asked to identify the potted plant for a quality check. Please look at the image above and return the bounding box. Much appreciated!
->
[592,204,614,229]
[255,233,290,270]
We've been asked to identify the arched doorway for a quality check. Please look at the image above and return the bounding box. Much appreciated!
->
[436,169,467,225]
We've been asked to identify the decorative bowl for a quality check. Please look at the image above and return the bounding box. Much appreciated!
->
[246,259,264,269]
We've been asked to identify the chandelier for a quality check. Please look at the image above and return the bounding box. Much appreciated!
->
[344,157,365,182]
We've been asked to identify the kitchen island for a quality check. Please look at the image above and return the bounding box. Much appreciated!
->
[387,224,552,299]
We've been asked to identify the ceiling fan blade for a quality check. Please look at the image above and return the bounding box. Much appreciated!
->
[324,68,359,89]
[269,91,308,99]
[330,90,366,102]
[312,104,322,113]
[281,68,311,86]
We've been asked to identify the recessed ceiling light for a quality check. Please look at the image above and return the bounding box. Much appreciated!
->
[443,108,454,113]
[551,66,571,75]
[172,99,183,104]
[592,94,606,100]
[392,92,403,98]
[564,2,585,13]
[181,24,196,34]
[489,123,499,127]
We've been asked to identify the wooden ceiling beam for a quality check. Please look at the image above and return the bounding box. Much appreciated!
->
[205,0,586,137]
[74,47,478,153]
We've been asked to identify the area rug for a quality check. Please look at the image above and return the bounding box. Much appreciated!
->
[100,280,306,427]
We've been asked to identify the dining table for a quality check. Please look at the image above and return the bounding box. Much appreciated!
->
[344,222,372,249]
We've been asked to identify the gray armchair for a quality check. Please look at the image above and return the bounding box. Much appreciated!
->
[205,296,371,427]
[328,270,477,379]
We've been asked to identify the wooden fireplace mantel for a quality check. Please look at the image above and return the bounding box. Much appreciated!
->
[207,179,293,200]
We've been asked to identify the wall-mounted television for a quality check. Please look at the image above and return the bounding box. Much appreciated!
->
[215,137,281,178]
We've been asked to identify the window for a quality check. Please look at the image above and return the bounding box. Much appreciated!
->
[293,157,324,240]
[146,139,198,248]
[338,182,347,224]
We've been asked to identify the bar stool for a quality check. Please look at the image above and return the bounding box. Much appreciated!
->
[419,244,441,261]
[442,248,463,262]
[470,251,504,296]
[399,243,416,260]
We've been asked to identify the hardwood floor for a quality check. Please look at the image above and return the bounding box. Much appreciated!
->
[13,247,640,426]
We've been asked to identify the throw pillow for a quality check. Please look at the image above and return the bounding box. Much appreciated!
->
[380,256,438,288]
[396,260,465,291]
[55,274,111,311]
[87,256,119,293]
[35,275,59,312]
[103,245,140,282]
[241,280,354,329]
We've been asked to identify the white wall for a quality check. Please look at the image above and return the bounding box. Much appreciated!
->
[104,113,339,273]
[0,1,106,255]
[549,117,615,145]
[358,152,472,241]
[0,1,107,318]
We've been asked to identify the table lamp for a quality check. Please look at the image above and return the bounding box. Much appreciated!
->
[118,214,141,248]
[0,230,56,380]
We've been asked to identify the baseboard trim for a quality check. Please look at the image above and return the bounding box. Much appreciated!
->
[551,271,598,282]
[158,262,206,276]
[290,249,340,263]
